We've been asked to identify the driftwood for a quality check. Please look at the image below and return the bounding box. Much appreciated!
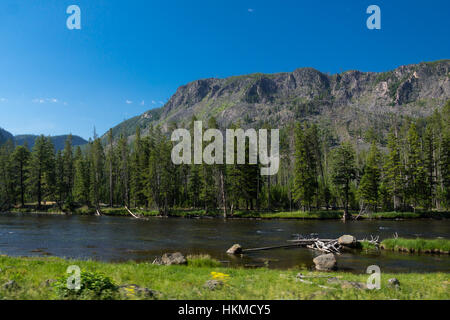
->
[95,209,101,216]
[125,206,145,219]
[241,234,381,254]
[307,239,342,254]
[242,243,305,252]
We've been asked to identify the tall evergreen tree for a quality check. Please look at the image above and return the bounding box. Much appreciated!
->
[330,142,356,220]
[358,142,381,212]
[11,145,30,207]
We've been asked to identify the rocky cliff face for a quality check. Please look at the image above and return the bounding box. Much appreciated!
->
[107,60,450,144]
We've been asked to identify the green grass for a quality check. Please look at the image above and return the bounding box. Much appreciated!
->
[381,238,450,254]
[6,207,449,220]
[359,240,378,251]
[232,210,343,219]
[0,255,448,300]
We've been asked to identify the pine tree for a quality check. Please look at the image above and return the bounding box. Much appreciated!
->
[189,164,202,208]
[62,135,74,206]
[73,147,90,205]
[440,101,450,209]
[358,142,381,213]
[406,123,426,210]
[330,142,356,220]
[28,136,55,208]
[89,138,105,210]
[107,129,115,208]
[118,134,130,206]
[293,124,318,211]
[423,126,436,209]
[11,145,30,207]
[384,131,404,210]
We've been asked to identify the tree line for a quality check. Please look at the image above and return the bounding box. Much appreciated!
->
[0,102,449,218]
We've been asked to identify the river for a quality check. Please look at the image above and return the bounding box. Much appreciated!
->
[0,213,449,273]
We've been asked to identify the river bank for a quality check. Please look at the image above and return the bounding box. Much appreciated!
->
[6,206,450,220]
[0,255,448,300]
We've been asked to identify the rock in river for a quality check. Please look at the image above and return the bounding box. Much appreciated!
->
[226,244,242,255]
[338,235,357,247]
[313,253,337,271]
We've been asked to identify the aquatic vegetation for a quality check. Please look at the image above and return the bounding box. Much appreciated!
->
[381,238,450,254]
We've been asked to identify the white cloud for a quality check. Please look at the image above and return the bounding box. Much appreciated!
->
[140,100,145,106]
[152,100,156,105]
[0,98,7,102]
[248,8,254,13]
[126,100,133,104]
[32,98,60,104]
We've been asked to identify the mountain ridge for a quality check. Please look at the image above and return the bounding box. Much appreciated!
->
[103,60,450,146]
[0,130,88,151]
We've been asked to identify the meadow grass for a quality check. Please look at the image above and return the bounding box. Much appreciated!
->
[0,255,448,300]
[380,238,450,254]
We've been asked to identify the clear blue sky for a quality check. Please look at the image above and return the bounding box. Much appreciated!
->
[0,0,449,140]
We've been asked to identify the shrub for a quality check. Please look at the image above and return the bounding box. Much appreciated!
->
[54,271,119,300]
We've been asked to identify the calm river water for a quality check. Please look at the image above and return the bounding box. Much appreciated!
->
[0,213,449,273]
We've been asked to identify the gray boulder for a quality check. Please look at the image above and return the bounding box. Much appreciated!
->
[3,280,19,290]
[338,235,357,247]
[313,253,337,271]
[203,280,223,291]
[388,278,400,288]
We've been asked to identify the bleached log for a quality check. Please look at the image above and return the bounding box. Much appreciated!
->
[125,206,142,219]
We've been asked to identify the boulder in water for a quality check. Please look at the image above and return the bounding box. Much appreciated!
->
[226,244,242,255]
[313,253,337,271]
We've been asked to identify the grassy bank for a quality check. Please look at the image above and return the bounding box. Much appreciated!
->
[381,238,450,254]
[0,255,448,300]
[7,206,450,220]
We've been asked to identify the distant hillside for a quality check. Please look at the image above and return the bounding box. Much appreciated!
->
[0,128,14,145]
[102,59,450,148]
[14,134,88,151]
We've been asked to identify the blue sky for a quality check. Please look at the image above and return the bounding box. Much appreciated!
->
[0,0,449,140]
